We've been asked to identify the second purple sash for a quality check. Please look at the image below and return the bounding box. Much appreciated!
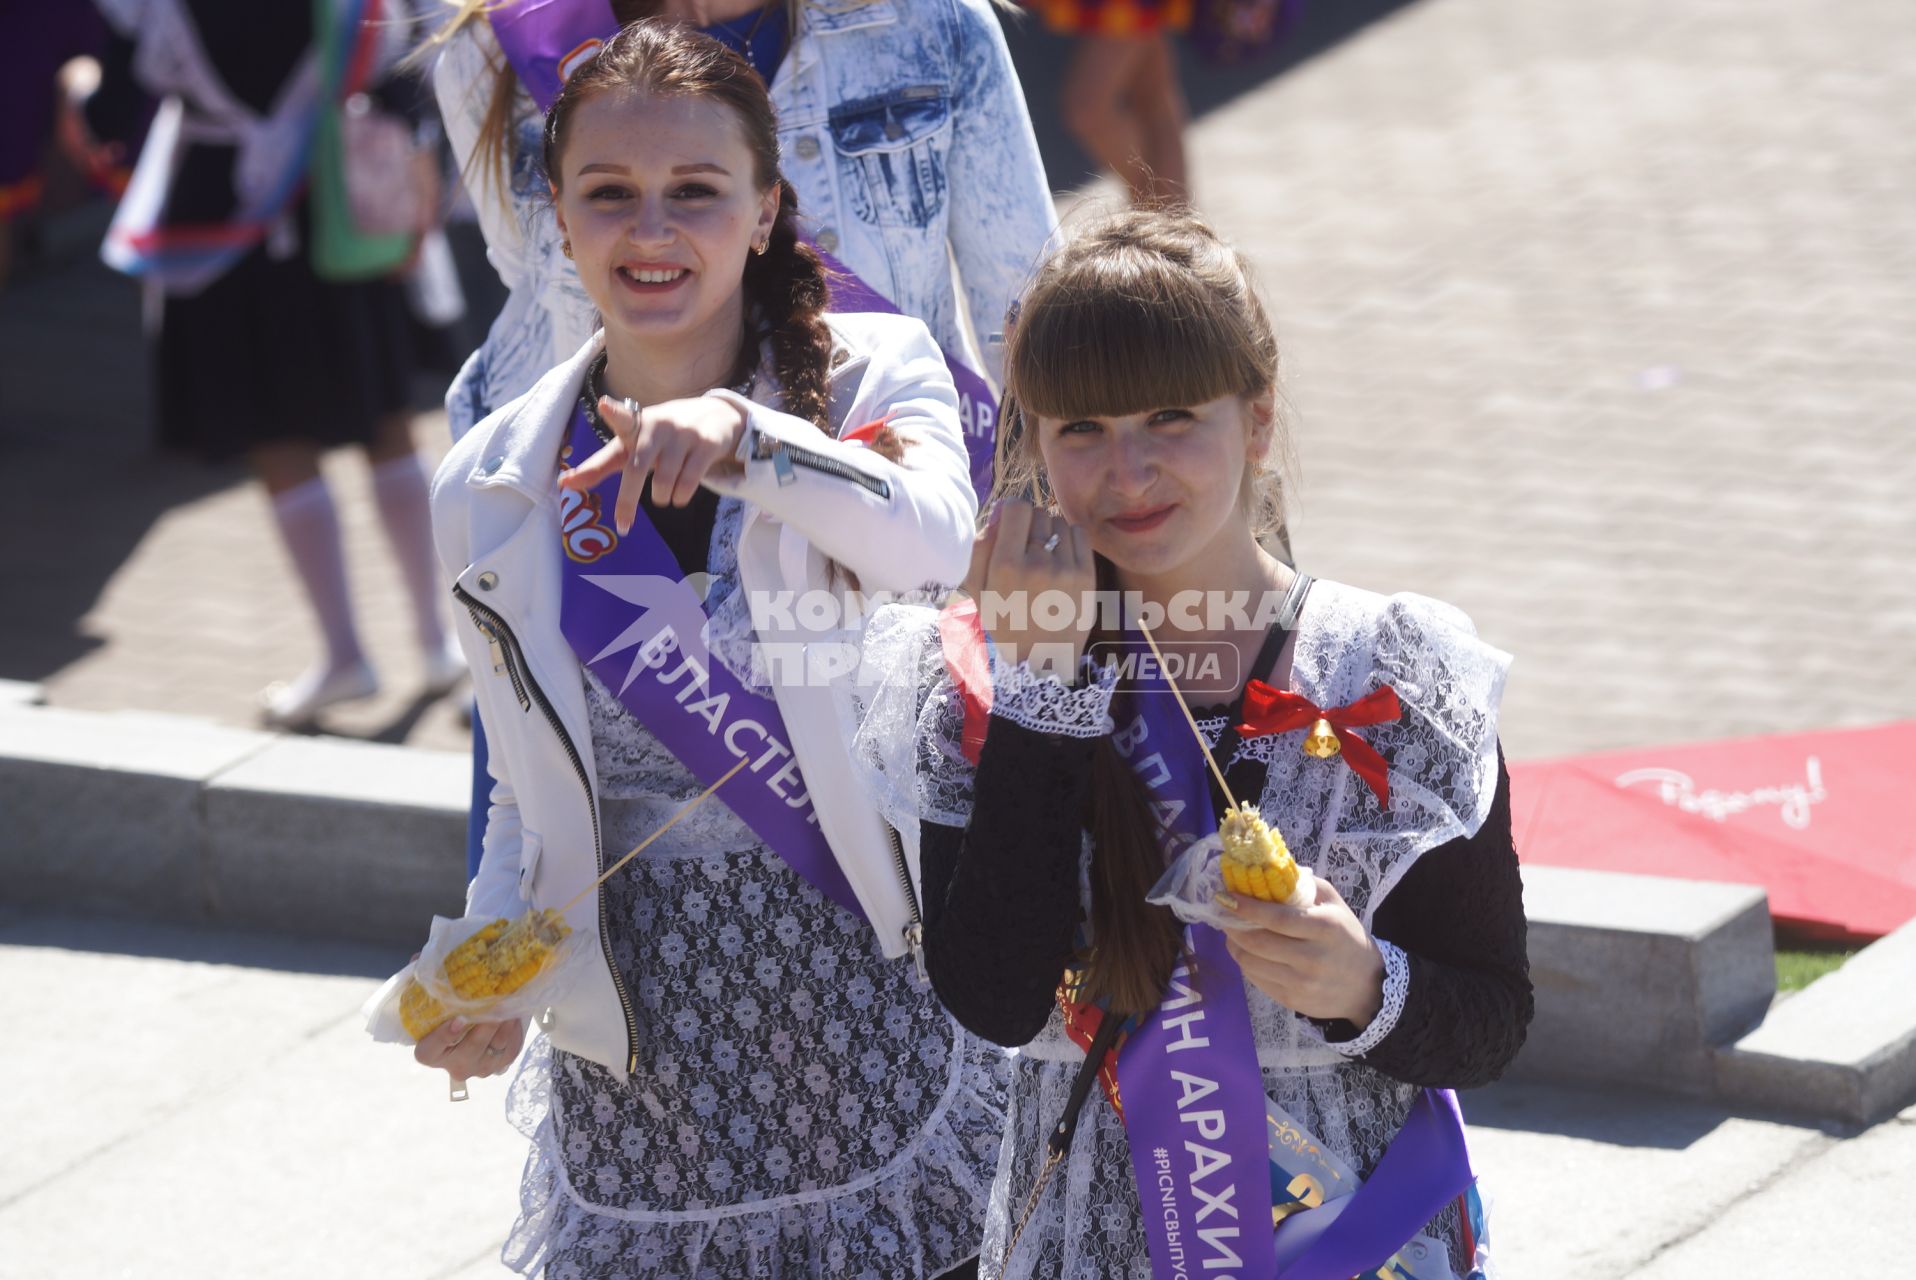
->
[1112,690,1283,1279]
[556,404,863,918]
[1114,661,1478,1277]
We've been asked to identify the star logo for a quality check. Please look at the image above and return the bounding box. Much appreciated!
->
[580,572,717,695]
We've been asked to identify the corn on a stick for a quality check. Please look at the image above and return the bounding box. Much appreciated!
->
[401,757,753,1044]
[1137,622,1300,903]
[1218,802,1300,903]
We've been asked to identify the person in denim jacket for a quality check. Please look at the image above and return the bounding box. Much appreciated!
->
[432,0,1055,445]
[430,0,1057,883]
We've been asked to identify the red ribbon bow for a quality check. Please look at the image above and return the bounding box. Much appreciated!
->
[1236,682,1403,807]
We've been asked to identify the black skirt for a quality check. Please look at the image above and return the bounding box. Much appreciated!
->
[154,206,417,463]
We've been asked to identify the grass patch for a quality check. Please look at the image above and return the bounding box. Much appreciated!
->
[1775,946,1857,992]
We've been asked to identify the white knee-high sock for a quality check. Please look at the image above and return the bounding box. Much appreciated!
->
[270,476,364,672]
[371,453,449,653]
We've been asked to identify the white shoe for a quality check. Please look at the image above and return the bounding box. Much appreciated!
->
[422,638,467,697]
[260,659,380,728]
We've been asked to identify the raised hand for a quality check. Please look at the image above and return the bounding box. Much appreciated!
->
[966,497,1095,682]
[558,395,747,533]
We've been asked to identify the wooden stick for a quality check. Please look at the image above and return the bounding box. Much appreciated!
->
[1136,620,1238,811]
[561,756,751,915]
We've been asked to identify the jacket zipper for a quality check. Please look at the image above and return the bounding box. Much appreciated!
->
[752,429,892,499]
[453,583,641,1076]
[886,822,928,986]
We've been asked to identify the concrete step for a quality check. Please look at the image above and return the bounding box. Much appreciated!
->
[0,698,468,947]
[1509,864,1776,1095]
[1715,917,1916,1125]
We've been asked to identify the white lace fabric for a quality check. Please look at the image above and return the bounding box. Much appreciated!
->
[983,649,1118,739]
[497,631,1004,1278]
[1333,939,1411,1059]
[858,580,1510,1280]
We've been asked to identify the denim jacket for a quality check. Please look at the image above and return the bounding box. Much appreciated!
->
[435,0,1056,440]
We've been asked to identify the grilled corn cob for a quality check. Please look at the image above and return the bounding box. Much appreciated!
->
[399,979,448,1040]
[398,908,573,1040]
[1219,802,1299,902]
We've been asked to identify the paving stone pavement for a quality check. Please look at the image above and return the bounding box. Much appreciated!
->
[5,0,1913,763]
[1186,0,1916,759]
[5,910,1905,1278]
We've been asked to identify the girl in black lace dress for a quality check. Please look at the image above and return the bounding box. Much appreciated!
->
[853,209,1532,1279]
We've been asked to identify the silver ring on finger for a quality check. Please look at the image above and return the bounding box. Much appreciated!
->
[622,398,643,470]
[1041,532,1062,553]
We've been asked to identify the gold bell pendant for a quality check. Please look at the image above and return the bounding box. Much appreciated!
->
[1302,718,1342,759]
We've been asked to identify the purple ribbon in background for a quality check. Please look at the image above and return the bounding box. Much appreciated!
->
[487,0,615,112]
[556,406,863,918]
[806,241,997,499]
[1117,652,1477,1278]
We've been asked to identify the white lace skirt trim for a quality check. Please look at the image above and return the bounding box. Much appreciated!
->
[500,1033,1006,1277]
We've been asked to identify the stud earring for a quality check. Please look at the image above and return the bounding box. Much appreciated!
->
[561,239,574,259]
[752,238,769,256]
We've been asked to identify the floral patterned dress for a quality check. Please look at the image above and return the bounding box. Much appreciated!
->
[501,498,1005,1279]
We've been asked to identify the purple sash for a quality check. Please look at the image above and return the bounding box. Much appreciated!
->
[487,0,999,498]
[1113,669,1476,1277]
[487,0,616,113]
[556,405,862,917]
[806,242,997,499]
[1112,693,1283,1279]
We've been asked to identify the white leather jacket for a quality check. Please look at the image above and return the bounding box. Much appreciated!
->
[430,311,977,1076]
[435,0,1056,440]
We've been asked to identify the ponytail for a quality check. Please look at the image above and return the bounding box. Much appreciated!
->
[1075,557,1186,1015]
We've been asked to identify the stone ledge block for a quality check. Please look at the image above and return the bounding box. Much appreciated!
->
[1715,917,1916,1125]
[201,737,470,947]
[1509,865,1776,1094]
[0,705,269,922]
[0,681,41,708]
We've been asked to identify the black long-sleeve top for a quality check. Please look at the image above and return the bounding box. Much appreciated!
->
[917,627,1533,1091]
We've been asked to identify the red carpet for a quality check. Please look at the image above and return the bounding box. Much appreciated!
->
[1508,721,1916,942]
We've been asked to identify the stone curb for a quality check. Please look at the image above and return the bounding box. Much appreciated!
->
[1714,917,1916,1125]
[5,693,1914,1123]
[1509,865,1776,1095]
[0,693,468,948]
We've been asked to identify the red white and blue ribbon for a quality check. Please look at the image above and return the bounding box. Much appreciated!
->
[556,404,863,918]
[103,0,383,292]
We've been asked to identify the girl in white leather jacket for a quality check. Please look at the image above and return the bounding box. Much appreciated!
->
[417,23,1003,1277]
[431,0,1057,892]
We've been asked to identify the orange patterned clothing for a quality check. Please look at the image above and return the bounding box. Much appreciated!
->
[1027,0,1194,37]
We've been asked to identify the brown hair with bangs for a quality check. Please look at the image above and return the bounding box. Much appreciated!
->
[999,209,1289,1015]
[996,207,1288,535]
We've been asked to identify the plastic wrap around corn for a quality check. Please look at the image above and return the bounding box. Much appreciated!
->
[398,909,572,1040]
[1218,802,1300,903]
